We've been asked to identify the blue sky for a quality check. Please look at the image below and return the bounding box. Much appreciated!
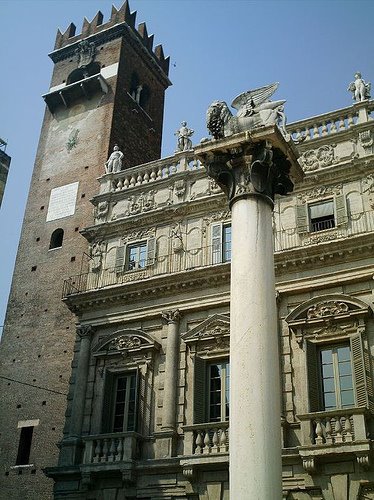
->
[0,0,373,329]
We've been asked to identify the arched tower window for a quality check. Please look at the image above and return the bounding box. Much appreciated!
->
[66,62,101,85]
[130,72,140,101]
[49,228,64,249]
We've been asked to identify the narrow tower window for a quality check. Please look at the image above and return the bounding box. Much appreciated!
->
[49,228,64,249]
[16,426,34,465]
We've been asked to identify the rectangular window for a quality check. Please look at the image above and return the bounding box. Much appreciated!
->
[126,242,147,271]
[309,200,335,232]
[16,426,34,465]
[212,223,231,264]
[320,345,355,410]
[208,361,230,422]
[112,373,137,432]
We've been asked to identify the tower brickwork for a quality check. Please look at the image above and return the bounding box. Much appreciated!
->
[0,3,170,499]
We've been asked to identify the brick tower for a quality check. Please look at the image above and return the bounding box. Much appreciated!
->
[0,3,170,499]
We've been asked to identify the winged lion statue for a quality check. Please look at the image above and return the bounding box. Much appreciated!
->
[206,83,287,139]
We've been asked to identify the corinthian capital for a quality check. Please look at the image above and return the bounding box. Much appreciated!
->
[195,129,303,208]
[76,324,93,339]
[162,310,181,324]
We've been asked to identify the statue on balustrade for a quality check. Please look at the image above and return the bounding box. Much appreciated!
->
[105,145,124,173]
[175,121,194,152]
[348,72,371,102]
[206,83,288,139]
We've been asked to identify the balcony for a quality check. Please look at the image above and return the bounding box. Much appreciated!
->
[297,408,371,472]
[82,431,141,464]
[183,422,229,456]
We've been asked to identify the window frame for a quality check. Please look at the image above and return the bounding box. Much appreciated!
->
[126,241,148,271]
[308,199,335,232]
[111,372,138,433]
[211,222,231,264]
[115,237,156,273]
[207,360,230,423]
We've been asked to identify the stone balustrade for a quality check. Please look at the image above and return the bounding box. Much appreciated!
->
[287,100,374,142]
[298,407,368,447]
[82,432,140,464]
[183,423,229,456]
[99,151,203,195]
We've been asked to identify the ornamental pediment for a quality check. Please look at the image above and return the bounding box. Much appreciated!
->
[93,329,161,357]
[182,314,230,344]
[285,294,371,345]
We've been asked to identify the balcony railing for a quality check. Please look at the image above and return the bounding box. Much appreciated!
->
[82,432,141,464]
[63,245,227,297]
[63,210,374,297]
[298,407,369,447]
[183,422,229,456]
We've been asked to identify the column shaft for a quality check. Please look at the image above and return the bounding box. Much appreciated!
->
[230,196,281,499]
[69,334,91,437]
[162,320,179,430]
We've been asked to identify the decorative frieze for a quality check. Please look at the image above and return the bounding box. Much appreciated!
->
[299,144,337,172]
[297,183,342,203]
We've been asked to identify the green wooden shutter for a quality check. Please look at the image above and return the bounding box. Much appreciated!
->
[211,223,223,264]
[296,204,309,234]
[335,194,348,227]
[306,341,320,412]
[101,370,115,433]
[194,356,206,424]
[133,368,140,433]
[147,237,156,266]
[115,245,125,270]
[350,333,369,408]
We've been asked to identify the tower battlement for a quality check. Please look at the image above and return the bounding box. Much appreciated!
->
[52,1,169,76]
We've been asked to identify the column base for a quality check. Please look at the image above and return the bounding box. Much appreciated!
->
[153,430,178,458]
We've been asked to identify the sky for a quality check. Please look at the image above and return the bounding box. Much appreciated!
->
[0,0,373,330]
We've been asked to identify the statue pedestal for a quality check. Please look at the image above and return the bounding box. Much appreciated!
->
[196,128,302,500]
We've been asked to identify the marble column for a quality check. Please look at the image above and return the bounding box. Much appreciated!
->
[161,309,181,431]
[196,129,302,500]
[69,324,93,437]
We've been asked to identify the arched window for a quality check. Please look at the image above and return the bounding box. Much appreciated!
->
[66,62,101,85]
[49,228,64,249]
[130,72,139,101]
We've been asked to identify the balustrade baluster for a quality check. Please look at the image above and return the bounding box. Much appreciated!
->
[212,429,219,453]
[102,438,109,462]
[330,120,337,133]
[304,127,311,140]
[116,437,123,461]
[108,438,116,462]
[130,175,136,187]
[220,427,228,452]
[334,418,343,443]
[123,177,130,189]
[150,169,157,181]
[313,123,319,139]
[348,114,354,127]
[143,171,150,184]
[321,122,328,136]
[203,429,210,454]
[344,416,353,442]
[93,439,101,463]
[136,174,142,186]
[156,167,162,180]
[338,116,346,131]
[315,419,324,445]
[195,431,203,454]
[325,417,333,444]
[117,179,123,191]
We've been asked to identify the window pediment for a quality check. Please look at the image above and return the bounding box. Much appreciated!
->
[285,294,371,345]
[93,329,160,357]
[182,314,230,357]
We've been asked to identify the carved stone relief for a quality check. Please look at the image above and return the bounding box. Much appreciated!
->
[307,301,349,319]
[297,184,342,203]
[120,228,156,244]
[95,200,109,221]
[90,241,106,272]
[299,145,337,172]
[358,130,373,154]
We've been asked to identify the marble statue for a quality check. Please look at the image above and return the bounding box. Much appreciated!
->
[175,121,194,152]
[206,83,287,139]
[105,145,124,173]
[348,72,371,102]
